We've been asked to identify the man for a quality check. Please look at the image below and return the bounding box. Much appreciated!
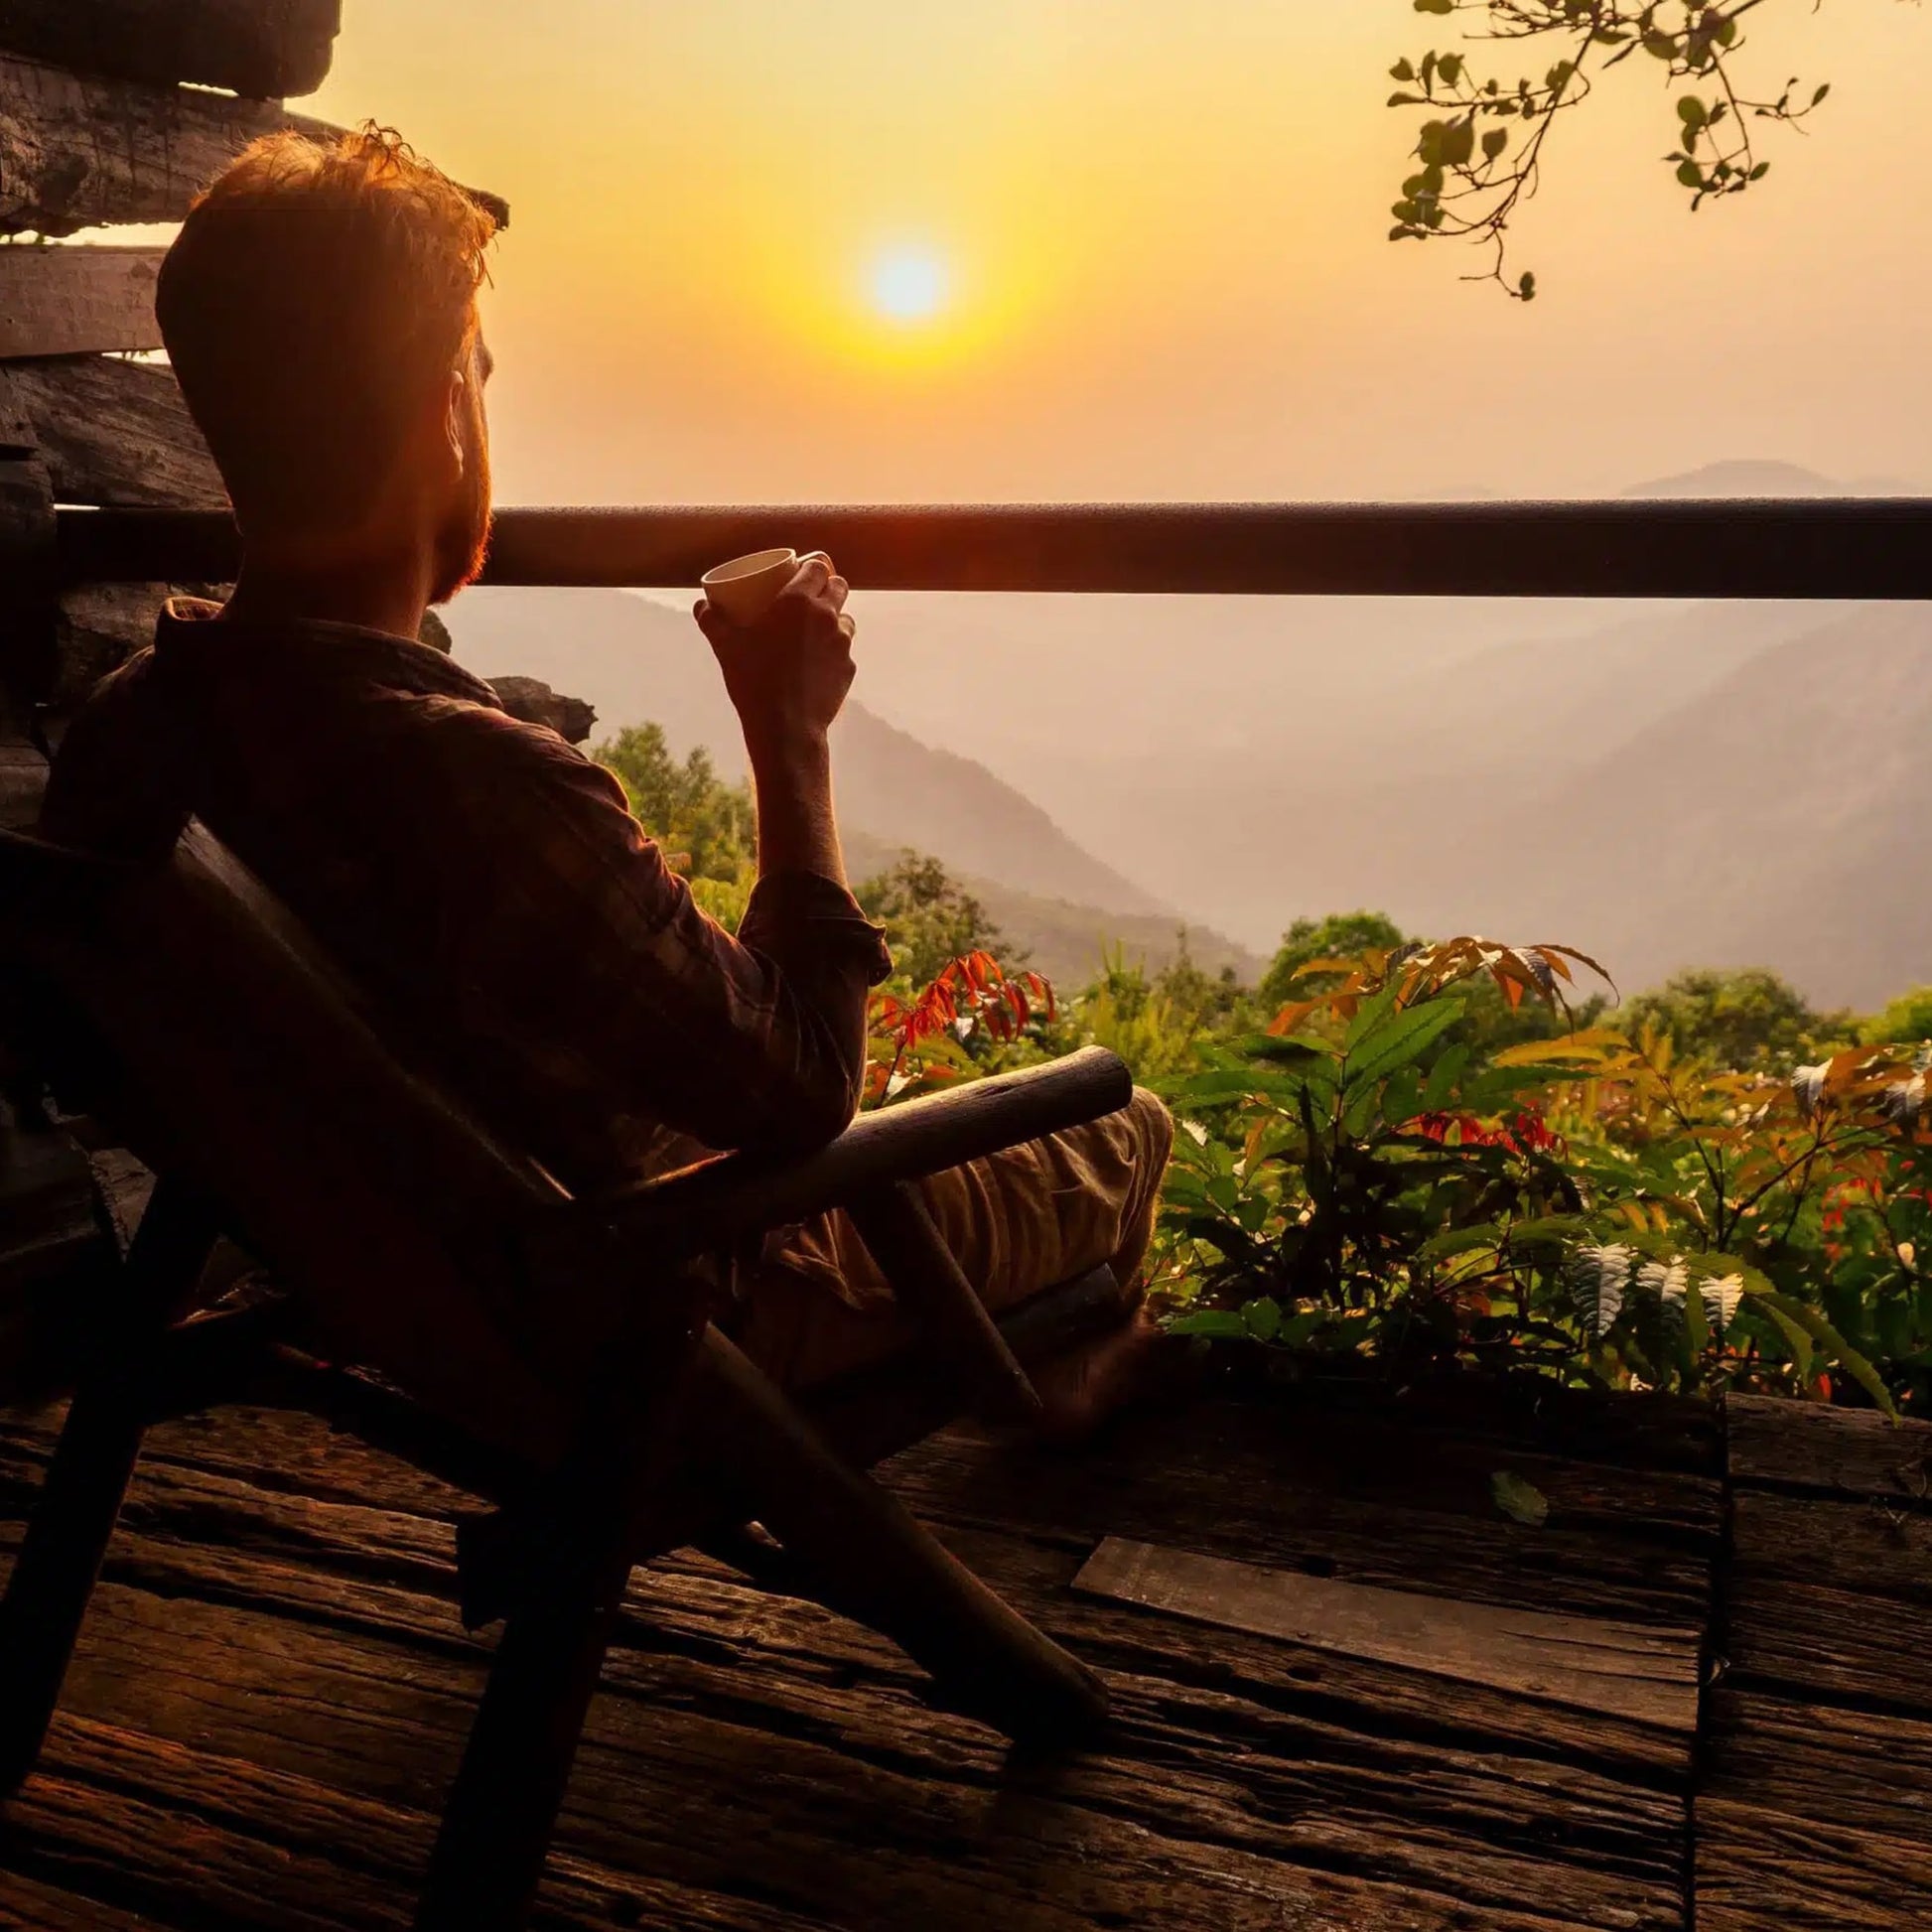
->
[42,127,1173,1425]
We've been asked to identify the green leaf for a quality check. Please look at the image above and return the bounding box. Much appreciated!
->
[1490,1471,1550,1527]
[1242,1297,1284,1342]
[1482,128,1509,161]
[1422,1043,1470,1112]
[1164,1310,1251,1340]
[1755,1292,1899,1420]
[1345,1000,1468,1094]
[1759,1303,1816,1383]
[1417,1222,1506,1264]
[1413,0,1454,13]
[1677,95,1707,126]
[1343,979,1405,1052]
[1676,159,1705,190]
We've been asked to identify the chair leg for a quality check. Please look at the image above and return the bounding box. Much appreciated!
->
[417,1276,712,1932]
[0,1175,218,1791]
[413,1530,633,1932]
[690,1328,1110,1745]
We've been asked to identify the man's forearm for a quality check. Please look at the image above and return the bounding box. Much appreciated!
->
[749,729,847,885]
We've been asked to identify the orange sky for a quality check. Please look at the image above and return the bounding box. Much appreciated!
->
[312,1,1928,504]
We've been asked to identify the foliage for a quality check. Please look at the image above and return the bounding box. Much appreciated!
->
[1620,967,1853,1073]
[1070,942,1258,1087]
[592,725,756,924]
[1260,912,1409,1007]
[595,716,1932,1417]
[1150,931,1932,1417]
[1386,1,1845,295]
[1863,985,1932,1047]
[856,850,1012,991]
[864,950,1057,1105]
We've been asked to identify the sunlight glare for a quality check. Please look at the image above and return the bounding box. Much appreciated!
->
[869,246,951,325]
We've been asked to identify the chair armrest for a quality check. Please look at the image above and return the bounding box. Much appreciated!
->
[528,1045,1134,1274]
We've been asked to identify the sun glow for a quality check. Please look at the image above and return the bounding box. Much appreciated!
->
[868,245,951,325]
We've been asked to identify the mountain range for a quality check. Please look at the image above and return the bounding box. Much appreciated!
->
[448,463,1929,1009]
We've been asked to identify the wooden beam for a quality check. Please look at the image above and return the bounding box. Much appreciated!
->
[0,55,333,236]
[4,355,221,509]
[0,0,343,102]
[0,248,162,359]
[0,56,507,238]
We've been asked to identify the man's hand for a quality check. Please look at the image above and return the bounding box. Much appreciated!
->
[693,551,855,885]
[695,552,856,767]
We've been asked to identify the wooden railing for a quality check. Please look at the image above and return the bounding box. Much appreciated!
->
[52,495,1932,603]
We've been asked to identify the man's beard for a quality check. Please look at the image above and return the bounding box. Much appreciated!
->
[429,421,491,606]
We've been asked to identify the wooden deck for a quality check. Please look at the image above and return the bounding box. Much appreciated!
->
[0,1376,1924,1930]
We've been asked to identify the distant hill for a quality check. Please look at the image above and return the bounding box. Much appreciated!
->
[1624,460,1924,498]
[839,827,1264,988]
[440,587,1230,974]
[1509,604,1932,1008]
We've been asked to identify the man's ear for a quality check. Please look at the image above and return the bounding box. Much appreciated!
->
[443,364,471,480]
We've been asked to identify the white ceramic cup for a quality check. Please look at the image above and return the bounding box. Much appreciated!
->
[700,547,799,624]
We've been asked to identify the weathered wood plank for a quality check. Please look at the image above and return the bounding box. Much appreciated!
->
[1074,1535,1702,1734]
[8,1712,793,1932]
[883,1391,1722,1625]
[4,1709,1642,1932]
[16,1385,1723,1633]
[1727,1391,1932,1503]
[0,1424,1702,1781]
[28,1571,1684,1932]
[1704,1687,1932,1845]
[0,1861,169,1930]
[1724,1486,1932,1718]
[6,354,222,508]
[0,54,334,236]
[0,1374,1719,1932]
[0,0,343,102]
[1694,1794,1932,1931]
[0,246,162,359]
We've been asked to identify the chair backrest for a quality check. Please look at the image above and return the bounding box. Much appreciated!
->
[0,820,592,1464]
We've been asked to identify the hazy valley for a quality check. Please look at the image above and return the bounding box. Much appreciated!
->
[448,463,1930,1007]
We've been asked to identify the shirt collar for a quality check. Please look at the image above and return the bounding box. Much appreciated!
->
[152,597,505,711]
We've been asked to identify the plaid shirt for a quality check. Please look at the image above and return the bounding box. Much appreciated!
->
[42,601,891,1195]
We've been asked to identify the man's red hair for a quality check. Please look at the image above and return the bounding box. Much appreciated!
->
[156,125,499,534]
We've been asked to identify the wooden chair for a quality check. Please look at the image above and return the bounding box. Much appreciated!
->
[0,819,1141,1930]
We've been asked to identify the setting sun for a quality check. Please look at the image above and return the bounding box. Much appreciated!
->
[868,245,951,325]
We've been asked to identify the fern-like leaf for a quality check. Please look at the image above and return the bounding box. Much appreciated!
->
[1569,1243,1634,1337]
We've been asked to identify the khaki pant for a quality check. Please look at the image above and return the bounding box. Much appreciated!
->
[729,1086,1173,1388]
